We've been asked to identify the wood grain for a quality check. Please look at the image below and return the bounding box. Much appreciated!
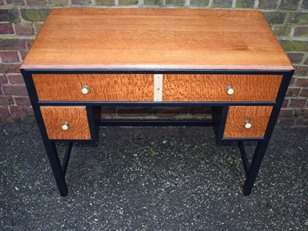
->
[40,106,90,140]
[21,8,293,71]
[224,106,273,138]
[33,74,153,101]
[163,74,282,102]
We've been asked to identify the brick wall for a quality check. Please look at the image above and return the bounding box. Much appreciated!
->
[0,0,307,125]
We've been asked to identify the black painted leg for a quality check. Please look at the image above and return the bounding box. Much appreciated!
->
[42,139,68,196]
[242,140,270,196]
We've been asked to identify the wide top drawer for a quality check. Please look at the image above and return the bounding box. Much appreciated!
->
[33,73,282,102]
[163,74,282,102]
[32,74,153,101]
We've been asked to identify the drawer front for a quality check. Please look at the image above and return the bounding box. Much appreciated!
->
[33,74,153,101]
[41,106,91,140]
[223,106,273,138]
[163,74,282,102]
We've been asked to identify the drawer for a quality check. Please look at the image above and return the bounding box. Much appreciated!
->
[40,106,91,140]
[223,106,273,139]
[163,74,282,102]
[33,74,153,101]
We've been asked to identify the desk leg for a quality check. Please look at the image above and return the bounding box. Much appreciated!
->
[243,71,294,195]
[42,139,68,196]
[22,71,68,196]
[242,140,269,195]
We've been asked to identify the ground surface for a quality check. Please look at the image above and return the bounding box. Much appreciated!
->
[0,124,307,230]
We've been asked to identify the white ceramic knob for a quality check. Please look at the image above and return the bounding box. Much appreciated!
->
[226,86,235,95]
[244,120,252,129]
[61,122,69,131]
[81,85,89,95]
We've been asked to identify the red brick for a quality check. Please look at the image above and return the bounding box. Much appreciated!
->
[0,64,21,73]
[294,26,308,37]
[34,23,43,34]
[0,51,19,63]
[117,107,154,116]
[7,74,24,84]
[14,96,31,106]
[2,85,28,96]
[101,106,116,114]
[294,65,308,76]
[9,106,34,123]
[282,98,289,107]
[0,106,14,123]
[26,39,34,50]
[0,74,8,85]
[20,51,28,60]
[295,118,308,126]
[15,23,34,36]
[72,0,91,4]
[26,0,47,5]
[303,109,308,118]
[300,88,308,97]
[286,87,301,97]
[188,107,212,114]
[295,78,308,87]
[294,109,304,117]
[279,108,293,117]
[9,106,33,116]
[0,95,14,105]
[289,77,295,86]
[0,23,14,34]
[0,39,26,51]
[280,0,299,10]
[287,52,305,64]
[289,98,307,107]
[278,118,295,126]
[6,0,25,4]
[152,107,189,116]
[0,106,9,116]
[48,0,68,6]
[100,107,116,119]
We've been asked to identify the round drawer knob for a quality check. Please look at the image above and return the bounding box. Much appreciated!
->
[244,120,252,129]
[81,85,90,95]
[226,86,235,95]
[61,122,69,131]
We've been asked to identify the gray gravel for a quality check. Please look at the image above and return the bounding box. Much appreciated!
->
[0,124,307,230]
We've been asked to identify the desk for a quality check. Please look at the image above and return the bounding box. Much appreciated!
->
[20,8,294,196]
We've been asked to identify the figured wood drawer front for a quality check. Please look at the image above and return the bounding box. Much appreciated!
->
[33,74,153,101]
[163,74,282,102]
[224,106,273,138]
[41,106,91,140]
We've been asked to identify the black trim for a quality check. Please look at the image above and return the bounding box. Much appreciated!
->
[21,70,68,196]
[99,119,213,127]
[37,101,276,107]
[242,70,294,195]
[86,106,99,143]
[21,68,292,75]
[238,141,249,175]
[21,68,294,197]
[62,142,73,176]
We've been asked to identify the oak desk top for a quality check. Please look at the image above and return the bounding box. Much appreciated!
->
[22,8,293,71]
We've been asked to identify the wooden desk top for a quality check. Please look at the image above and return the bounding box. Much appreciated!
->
[22,8,293,71]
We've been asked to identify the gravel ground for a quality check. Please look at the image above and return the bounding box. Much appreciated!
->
[0,124,307,230]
